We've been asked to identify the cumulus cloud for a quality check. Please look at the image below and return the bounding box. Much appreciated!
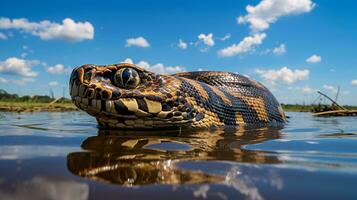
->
[0,177,89,200]
[306,54,321,63]
[222,0,314,58]
[125,37,150,48]
[273,43,286,55]
[121,58,185,74]
[255,66,309,84]
[218,33,266,57]
[177,39,188,49]
[48,81,58,86]
[198,33,215,46]
[46,64,71,74]
[220,33,231,41]
[0,32,7,40]
[323,85,337,94]
[237,0,315,32]
[0,57,39,77]
[300,85,316,94]
[0,17,94,42]
[351,80,357,86]
[137,61,185,74]
[122,58,134,64]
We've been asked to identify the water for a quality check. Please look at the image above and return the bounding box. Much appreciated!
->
[0,111,357,200]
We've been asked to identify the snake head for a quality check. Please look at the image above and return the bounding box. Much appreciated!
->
[69,63,196,129]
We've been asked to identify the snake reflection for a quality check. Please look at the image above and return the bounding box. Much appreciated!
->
[67,127,282,186]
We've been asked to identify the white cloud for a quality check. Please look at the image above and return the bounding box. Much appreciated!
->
[220,33,231,41]
[121,58,185,74]
[0,32,7,40]
[237,0,315,32]
[218,33,266,57]
[306,54,321,63]
[301,85,316,94]
[255,66,309,84]
[0,17,94,42]
[198,33,214,46]
[273,43,286,55]
[0,57,39,77]
[122,58,134,64]
[178,39,188,49]
[137,61,185,74]
[125,37,150,48]
[149,63,185,74]
[351,80,357,86]
[136,61,150,69]
[48,81,58,86]
[323,85,337,94]
[0,177,89,200]
[46,64,71,74]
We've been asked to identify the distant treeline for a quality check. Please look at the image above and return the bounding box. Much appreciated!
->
[0,89,71,103]
[281,103,357,112]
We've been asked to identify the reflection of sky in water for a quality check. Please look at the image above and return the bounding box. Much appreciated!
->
[0,112,357,199]
[0,145,80,160]
[0,177,88,200]
[0,112,97,137]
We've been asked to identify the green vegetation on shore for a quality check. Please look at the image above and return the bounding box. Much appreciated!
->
[281,104,357,112]
[0,89,77,112]
[0,101,77,112]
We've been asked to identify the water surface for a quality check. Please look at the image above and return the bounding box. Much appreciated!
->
[0,112,356,200]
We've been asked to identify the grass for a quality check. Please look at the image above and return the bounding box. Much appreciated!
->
[281,104,315,112]
[0,101,78,112]
[281,104,357,112]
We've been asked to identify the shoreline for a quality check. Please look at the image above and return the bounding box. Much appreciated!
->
[0,101,78,112]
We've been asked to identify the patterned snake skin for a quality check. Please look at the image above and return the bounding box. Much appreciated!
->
[69,63,286,129]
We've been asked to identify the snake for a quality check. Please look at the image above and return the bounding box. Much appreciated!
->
[69,63,286,129]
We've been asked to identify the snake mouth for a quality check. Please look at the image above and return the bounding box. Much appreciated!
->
[69,65,197,129]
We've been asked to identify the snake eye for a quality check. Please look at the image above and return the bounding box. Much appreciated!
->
[113,67,140,89]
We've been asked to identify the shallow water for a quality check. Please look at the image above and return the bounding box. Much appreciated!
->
[0,111,357,200]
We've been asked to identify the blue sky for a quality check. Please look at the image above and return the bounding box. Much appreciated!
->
[0,0,356,105]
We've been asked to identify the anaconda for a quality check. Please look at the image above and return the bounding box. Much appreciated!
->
[69,63,286,129]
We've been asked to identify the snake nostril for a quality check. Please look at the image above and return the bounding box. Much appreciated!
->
[111,90,121,100]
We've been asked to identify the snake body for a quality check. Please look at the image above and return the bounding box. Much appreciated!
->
[69,63,286,129]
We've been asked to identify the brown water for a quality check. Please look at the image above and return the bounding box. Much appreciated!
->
[0,111,357,200]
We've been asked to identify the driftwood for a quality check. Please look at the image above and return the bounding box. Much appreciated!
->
[312,91,356,117]
[48,97,64,106]
[317,91,346,110]
[312,110,357,117]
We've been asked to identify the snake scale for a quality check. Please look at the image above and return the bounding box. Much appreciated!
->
[69,63,286,129]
